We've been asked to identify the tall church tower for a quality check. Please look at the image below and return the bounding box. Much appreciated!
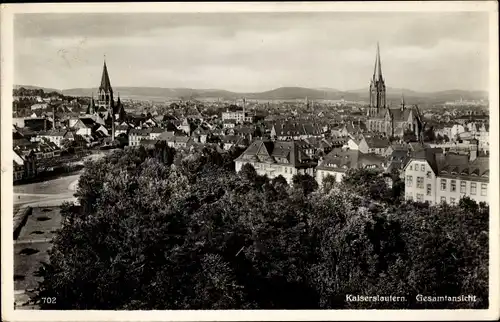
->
[368,43,386,116]
[97,58,115,140]
[97,58,113,111]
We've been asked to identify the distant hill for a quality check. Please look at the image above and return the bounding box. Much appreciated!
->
[15,84,488,104]
[61,87,240,101]
[14,85,62,93]
[346,87,488,104]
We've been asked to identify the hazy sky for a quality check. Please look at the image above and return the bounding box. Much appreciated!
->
[14,12,490,92]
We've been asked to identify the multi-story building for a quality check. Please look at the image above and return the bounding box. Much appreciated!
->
[34,129,75,148]
[148,127,164,140]
[403,148,489,205]
[223,119,237,129]
[221,135,248,151]
[161,135,194,149]
[235,140,317,184]
[358,136,391,155]
[128,129,151,146]
[222,99,253,124]
[71,118,96,136]
[270,121,323,140]
[13,149,36,182]
[316,148,386,186]
[222,111,254,124]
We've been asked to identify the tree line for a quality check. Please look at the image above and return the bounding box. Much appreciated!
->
[31,144,488,309]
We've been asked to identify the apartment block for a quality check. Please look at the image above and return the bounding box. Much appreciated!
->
[404,148,489,205]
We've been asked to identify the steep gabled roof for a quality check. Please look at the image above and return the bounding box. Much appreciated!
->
[364,137,390,149]
[236,140,316,168]
[317,148,385,172]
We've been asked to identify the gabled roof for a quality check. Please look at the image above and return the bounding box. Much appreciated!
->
[140,127,164,134]
[317,148,385,172]
[115,125,130,131]
[129,128,151,136]
[273,121,323,137]
[385,149,411,172]
[78,117,96,127]
[437,155,489,182]
[363,137,390,149]
[406,147,443,174]
[222,135,242,144]
[139,139,159,147]
[38,129,68,137]
[235,140,316,168]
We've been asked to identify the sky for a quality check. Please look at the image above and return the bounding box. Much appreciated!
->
[14,12,490,92]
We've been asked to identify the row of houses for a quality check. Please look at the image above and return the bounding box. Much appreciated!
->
[433,122,489,151]
[233,139,489,206]
[13,138,62,182]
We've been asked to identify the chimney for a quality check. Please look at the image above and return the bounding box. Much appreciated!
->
[52,105,56,130]
[111,103,116,141]
[469,140,478,161]
[469,149,477,162]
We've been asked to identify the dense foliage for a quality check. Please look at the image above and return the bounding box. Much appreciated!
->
[32,145,489,309]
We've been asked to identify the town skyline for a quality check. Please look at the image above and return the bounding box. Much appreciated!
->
[15,12,490,93]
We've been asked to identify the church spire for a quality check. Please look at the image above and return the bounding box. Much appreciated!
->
[401,92,405,111]
[99,58,113,94]
[369,42,386,111]
[373,42,383,81]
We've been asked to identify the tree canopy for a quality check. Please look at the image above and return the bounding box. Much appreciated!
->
[32,146,489,309]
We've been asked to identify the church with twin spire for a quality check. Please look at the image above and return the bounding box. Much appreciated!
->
[366,43,423,139]
[87,58,127,139]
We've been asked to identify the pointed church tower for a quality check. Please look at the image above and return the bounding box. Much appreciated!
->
[368,42,386,116]
[97,58,113,111]
[96,57,115,141]
[400,92,405,111]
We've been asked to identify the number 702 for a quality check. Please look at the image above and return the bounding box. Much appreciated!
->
[41,297,56,304]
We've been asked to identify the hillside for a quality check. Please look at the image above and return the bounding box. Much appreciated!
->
[14,85,62,93]
[15,85,488,104]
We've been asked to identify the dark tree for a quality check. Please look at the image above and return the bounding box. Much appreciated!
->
[292,173,318,196]
[31,147,489,310]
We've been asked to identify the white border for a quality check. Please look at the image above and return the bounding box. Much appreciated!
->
[1,2,499,321]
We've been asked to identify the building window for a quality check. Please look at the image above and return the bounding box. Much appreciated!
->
[409,165,413,170]
[450,197,456,204]
[416,194,424,202]
[421,164,425,171]
[441,196,447,203]
[426,184,432,196]
[471,183,477,195]
[460,181,466,193]
[285,167,287,174]
[406,175,413,186]
[417,177,424,189]
[451,180,456,192]
[440,179,447,191]
[481,183,487,196]
[426,171,432,179]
